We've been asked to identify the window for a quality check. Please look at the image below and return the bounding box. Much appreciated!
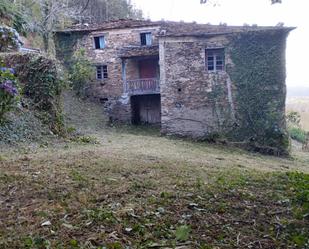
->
[206,48,225,72]
[96,65,108,79]
[140,32,152,46]
[94,36,105,49]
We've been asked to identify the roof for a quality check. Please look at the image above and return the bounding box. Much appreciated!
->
[119,45,159,59]
[55,19,294,37]
[56,19,159,33]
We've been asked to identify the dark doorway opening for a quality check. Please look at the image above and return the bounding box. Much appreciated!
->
[131,94,161,125]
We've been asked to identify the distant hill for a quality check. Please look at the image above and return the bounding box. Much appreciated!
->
[287,86,309,97]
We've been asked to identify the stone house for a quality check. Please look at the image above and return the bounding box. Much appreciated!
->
[55,19,293,153]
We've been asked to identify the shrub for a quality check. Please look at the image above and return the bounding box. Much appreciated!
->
[1,53,66,134]
[286,111,307,144]
[69,49,94,96]
[288,126,307,144]
[287,111,301,128]
[0,65,19,122]
[0,25,22,52]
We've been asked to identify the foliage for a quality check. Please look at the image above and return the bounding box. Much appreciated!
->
[68,0,143,23]
[175,225,191,241]
[286,111,308,144]
[1,53,65,134]
[0,0,28,35]
[10,0,143,52]
[0,63,19,123]
[200,0,282,4]
[0,107,50,145]
[69,48,94,96]
[287,111,301,127]
[0,26,23,52]
[71,135,100,144]
[227,30,290,155]
[288,127,307,144]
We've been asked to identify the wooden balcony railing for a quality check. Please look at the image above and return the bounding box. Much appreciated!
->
[125,78,160,95]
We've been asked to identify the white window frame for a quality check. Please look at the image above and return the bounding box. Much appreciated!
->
[206,48,225,72]
[94,36,105,49]
[140,32,152,46]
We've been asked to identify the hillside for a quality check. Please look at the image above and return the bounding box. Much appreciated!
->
[0,92,308,248]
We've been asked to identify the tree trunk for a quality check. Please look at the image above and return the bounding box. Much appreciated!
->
[43,33,49,52]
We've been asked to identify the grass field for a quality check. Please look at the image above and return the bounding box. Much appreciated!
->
[0,93,308,249]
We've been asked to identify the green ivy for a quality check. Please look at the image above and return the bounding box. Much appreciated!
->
[69,48,94,96]
[54,32,87,69]
[226,29,290,155]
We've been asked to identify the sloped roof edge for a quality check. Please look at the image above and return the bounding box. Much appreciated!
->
[55,19,295,37]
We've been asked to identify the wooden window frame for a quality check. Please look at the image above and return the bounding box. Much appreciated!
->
[96,65,108,80]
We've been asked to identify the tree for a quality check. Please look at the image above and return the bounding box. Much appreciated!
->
[11,0,143,52]
[0,0,27,34]
[200,0,282,4]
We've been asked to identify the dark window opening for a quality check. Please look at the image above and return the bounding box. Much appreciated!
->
[96,65,108,79]
[94,36,105,49]
[140,32,152,46]
[206,48,225,72]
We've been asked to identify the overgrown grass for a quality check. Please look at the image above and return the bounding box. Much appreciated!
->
[0,143,308,248]
[0,93,308,248]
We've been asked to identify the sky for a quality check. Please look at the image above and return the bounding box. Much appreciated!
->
[131,0,309,87]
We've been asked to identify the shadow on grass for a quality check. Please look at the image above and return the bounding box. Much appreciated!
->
[109,123,161,137]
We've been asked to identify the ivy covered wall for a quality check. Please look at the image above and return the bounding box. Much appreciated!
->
[227,29,291,155]
[54,31,88,69]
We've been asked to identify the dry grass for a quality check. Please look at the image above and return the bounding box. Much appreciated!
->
[0,92,308,249]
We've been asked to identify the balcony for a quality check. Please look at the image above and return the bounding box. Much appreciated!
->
[125,78,160,95]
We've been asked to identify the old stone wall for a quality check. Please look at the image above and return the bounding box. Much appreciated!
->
[160,31,289,154]
[76,26,161,100]
[160,36,236,138]
[55,26,161,122]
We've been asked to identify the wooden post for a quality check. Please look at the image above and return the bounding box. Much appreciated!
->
[122,59,127,93]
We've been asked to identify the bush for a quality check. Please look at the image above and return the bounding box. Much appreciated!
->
[1,53,66,134]
[0,25,22,52]
[286,111,301,127]
[0,64,19,122]
[69,49,94,96]
[288,126,307,144]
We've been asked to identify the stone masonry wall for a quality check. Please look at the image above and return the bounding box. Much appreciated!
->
[160,36,236,138]
[67,26,161,122]
[159,31,289,155]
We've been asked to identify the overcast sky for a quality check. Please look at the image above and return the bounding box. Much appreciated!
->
[131,0,309,87]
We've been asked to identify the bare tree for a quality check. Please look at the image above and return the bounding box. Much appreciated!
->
[200,0,282,4]
[11,0,143,52]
